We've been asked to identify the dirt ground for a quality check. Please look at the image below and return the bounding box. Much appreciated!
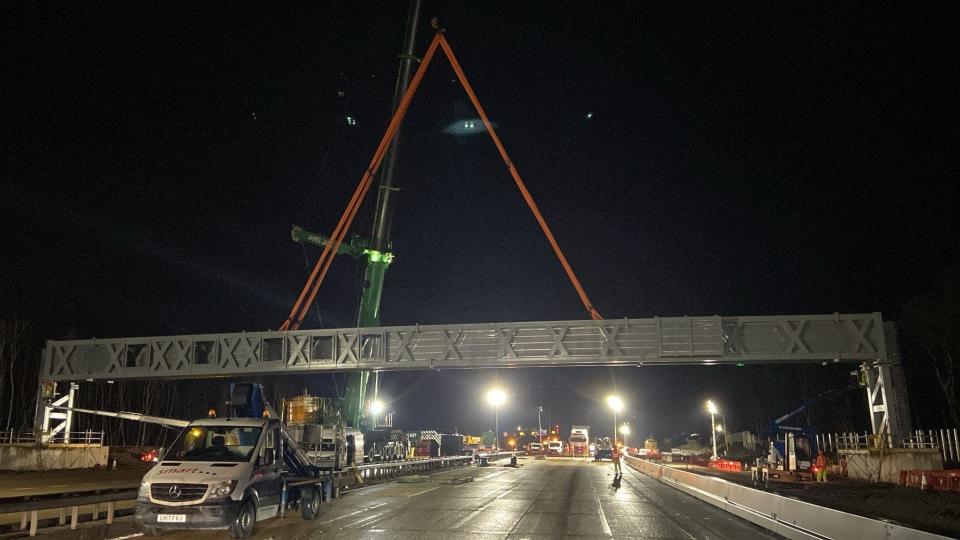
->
[699,467,960,537]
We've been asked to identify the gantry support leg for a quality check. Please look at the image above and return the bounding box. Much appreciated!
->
[32,381,77,444]
[862,322,912,439]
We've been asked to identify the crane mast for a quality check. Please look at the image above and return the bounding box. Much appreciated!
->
[295,0,421,430]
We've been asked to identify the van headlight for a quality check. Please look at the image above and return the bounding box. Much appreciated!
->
[211,480,237,498]
[138,481,150,501]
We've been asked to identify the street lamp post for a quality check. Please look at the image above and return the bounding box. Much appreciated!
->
[620,423,631,448]
[370,399,385,429]
[716,424,725,457]
[707,400,719,459]
[537,405,543,444]
[606,395,624,447]
[486,389,507,452]
[721,413,730,454]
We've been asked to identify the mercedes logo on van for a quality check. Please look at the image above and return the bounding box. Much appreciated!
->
[168,485,182,499]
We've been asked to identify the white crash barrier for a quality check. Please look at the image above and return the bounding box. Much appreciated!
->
[623,455,950,540]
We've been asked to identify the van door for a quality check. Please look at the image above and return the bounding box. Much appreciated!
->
[251,424,282,519]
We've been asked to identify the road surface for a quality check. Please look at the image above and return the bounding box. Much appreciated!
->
[129,457,779,539]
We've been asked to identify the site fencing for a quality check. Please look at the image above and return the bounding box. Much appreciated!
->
[900,469,960,492]
[816,429,960,464]
[707,458,742,472]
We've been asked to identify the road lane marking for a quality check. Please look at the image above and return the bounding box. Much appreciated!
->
[620,466,696,540]
[107,534,144,539]
[319,508,366,524]
[318,500,391,524]
[591,486,612,536]
[479,469,510,480]
[344,511,385,528]
[406,486,441,497]
[453,483,519,528]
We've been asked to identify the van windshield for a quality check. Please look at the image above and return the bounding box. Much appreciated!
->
[166,425,262,463]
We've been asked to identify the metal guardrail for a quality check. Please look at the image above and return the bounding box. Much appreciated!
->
[0,454,479,537]
[352,455,475,480]
[817,429,960,465]
[624,455,950,539]
[475,451,521,462]
[0,431,35,444]
[0,430,104,446]
[0,489,132,536]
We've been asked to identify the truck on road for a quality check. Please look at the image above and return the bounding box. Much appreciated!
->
[569,425,590,457]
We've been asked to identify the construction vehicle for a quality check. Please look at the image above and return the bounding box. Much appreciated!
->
[364,428,408,462]
[462,434,484,454]
[415,438,440,458]
[636,437,661,459]
[440,434,464,456]
[766,423,818,478]
[282,0,424,435]
[280,5,602,442]
[644,437,659,452]
[136,415,330,537]
[546,440,563,456]
[55,384,348,538]
[569,425,590,457]
[594,437,613,461]
[762,385,859,480]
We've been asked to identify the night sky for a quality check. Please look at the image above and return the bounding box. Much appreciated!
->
[4,3,958,440]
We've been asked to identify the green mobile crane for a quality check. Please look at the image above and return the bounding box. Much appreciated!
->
[293,0,422,430]
[287,4,602,432]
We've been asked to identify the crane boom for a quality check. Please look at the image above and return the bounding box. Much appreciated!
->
[51,405,190,428]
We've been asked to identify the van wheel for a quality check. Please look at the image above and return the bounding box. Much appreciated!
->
[143,526,163,537]
[301,487,321,520]
[228,501,256,539]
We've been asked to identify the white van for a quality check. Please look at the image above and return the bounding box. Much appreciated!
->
[546,440,563,455]
[135,417,329,538]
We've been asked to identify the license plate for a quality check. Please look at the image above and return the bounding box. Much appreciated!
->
[157,514,186,523]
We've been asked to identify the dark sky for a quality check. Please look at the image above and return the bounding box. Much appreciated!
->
[3,3,958,439]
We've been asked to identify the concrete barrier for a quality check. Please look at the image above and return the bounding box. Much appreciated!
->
[842,448,943,483]
[624,455,950,540]
[0,446,109,472]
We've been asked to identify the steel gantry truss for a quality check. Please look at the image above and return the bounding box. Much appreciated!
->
[35,312,911,436]
[43,313,888,377]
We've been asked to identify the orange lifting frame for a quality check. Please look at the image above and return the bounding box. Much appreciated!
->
[281,31,601,331]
